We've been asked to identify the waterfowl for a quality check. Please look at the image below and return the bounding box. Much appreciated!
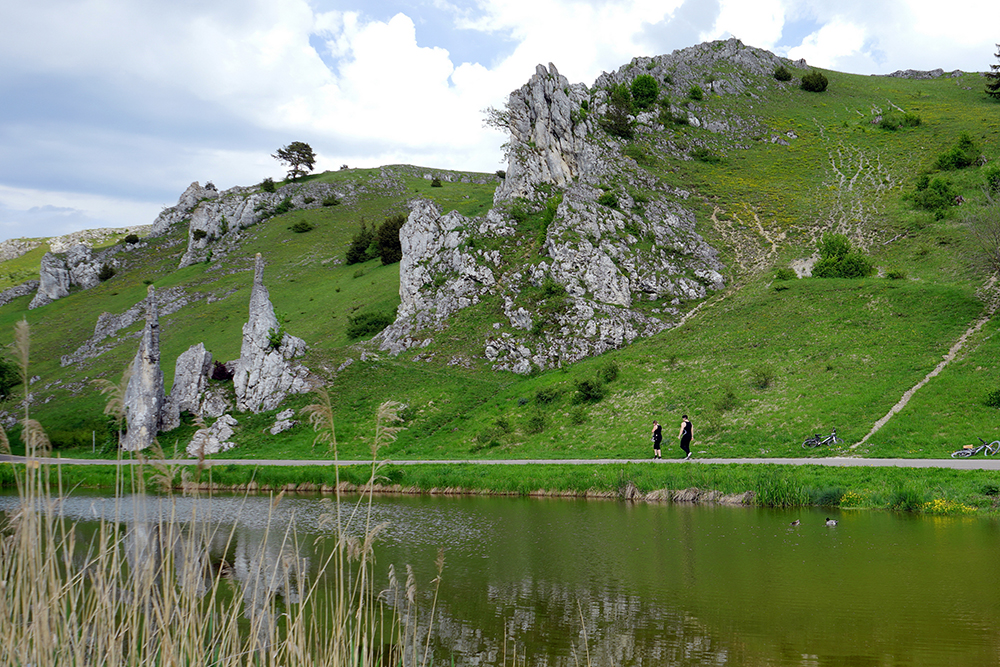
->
[789,519,800,526]
[825,517,838,527]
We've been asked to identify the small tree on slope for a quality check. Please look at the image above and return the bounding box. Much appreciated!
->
[985,44,1000,100]
[272,141,317,181]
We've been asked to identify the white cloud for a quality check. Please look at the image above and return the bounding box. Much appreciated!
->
[786,19,867,70]
[0,185,160,240]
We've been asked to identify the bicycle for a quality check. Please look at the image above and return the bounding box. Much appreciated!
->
[802,428,843,448]
[950,437,1000,458]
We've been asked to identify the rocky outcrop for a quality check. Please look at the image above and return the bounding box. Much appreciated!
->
[495,63,600,202]
[234,254,311,413]
[29,243,106,309]
[161,343,213,431]
[121,286,165,451]
[0,280,40,308]
[187,414,238,457]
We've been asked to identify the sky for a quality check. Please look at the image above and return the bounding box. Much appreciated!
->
[1,0,997,242]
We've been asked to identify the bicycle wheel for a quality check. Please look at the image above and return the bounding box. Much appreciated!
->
[952,449,974,458]
[803,437,821,448]
[831,436,844,445]
[986,441,1000,456]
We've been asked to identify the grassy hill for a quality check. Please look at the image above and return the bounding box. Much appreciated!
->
[2,48,998,462]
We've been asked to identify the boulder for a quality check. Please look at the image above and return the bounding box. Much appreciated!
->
[233,254,311,413]
[28,243,106,309]
[186,414,238,457]
[161,343,213,431]
[121,286,165,451]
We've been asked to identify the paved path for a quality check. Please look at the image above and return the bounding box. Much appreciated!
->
[4,455,1000,470]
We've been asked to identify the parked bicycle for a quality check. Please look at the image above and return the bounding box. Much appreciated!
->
[802,428,843,448]
[951,437,1000,458]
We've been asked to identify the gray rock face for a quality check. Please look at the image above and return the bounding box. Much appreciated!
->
[0,280,40,308]
[186,414,238,457]
[121,286,165,451]
[29,244,106,309]
[495,63,599,202]
[161,343,213,431]
[234,254,311,413]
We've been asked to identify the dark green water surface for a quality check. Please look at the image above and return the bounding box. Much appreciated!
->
[5,491,998,666]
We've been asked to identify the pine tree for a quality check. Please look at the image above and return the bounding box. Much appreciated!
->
[986,44,1000,100]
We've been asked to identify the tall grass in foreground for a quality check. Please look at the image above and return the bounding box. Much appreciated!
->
[0,321,404,666]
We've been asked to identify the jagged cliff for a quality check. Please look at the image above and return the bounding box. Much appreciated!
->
[373,40,794,371]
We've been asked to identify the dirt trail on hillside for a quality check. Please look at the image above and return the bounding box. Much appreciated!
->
[852,276,999,448]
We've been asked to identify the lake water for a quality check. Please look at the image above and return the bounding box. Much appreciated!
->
[3,490,998,666]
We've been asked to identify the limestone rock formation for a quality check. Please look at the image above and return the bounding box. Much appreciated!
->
[121,286,165,451]
[187,414,238,457]
[234,254,311,413]
[161,343,213,431]
[29,243,106,309]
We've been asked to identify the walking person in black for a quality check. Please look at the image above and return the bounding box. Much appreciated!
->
[678,415,692,459]
[651,420,662,459]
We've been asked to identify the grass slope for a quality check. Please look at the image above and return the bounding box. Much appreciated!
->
[1,60,998,464]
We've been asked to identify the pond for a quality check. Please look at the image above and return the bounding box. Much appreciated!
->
[3,490,998,666]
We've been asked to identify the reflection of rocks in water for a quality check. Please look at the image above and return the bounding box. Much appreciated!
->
[406,578,735,667]
[231,524,309,645]
[124,521,222,600]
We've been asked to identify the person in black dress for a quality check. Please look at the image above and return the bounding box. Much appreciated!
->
[679,415,692,459]
[651,420,662,459]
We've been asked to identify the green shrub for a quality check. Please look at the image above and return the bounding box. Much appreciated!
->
[272,198,294,215]
[774,267,797,281]
[878,112,921,130]
[630,74,659,111]
[535,387,560,404]
[812,233,873,278]
[885,268,908,280]
[935,133,979,170]
[573,378,606,403]
[431,177,443,187]
[985,388,1000,409]
[346,311,394,339]
[985,165,1000,193]
[750,364,777,390]
[890,483,927,512]
[714,383,740,411]
[509,201,530,223]
[912,175,958,218]
[260,177,276,193]
[525,411,547,435]
[266,325,285,349]
[600,83,635,139]
[97,264,116,282]
[691,147,721,164]
[346,220,377,264]
[495,170,506,180]
[290,220,314,233]
[121,233,140,245]
[800,70,828,92]
[597,192,618,208]
[322,194,340,206]
[687,85,703,101]
[773,65,792,82]
[192,229,208,241]
[598,360,619,384]
[0,357,19,400]
[375,214,406,264]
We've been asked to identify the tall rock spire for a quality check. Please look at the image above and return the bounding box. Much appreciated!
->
[234,254,310,413]
[121,285,165,451]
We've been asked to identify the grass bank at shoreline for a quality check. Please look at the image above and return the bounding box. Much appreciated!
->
[5,460,999,517]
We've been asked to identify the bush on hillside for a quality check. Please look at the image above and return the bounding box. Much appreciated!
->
[211,361,234,381]
[322,194,340,206]
[573,378,606,403]
[260,177,276,193]
[97,264,116,281]
[800,70,828,92]
[878,112,921,130]
[597,191,618,208]
[375,214,406,264]
[598,360,619,384]
[986,388,1000,409]
[0,357,18,401]
[346,311,394,340]
[812,233,873,278]
[935,133,980,170]
[774,267,798,281]
[192,229,208,241]
[290,220,314,233]
[688,85,703,101]
[346,220,377,264]
[431,177,443,187]
[773,66,792,82]
[985,165,1000,193]
[600,83,634,139]
[912,175,958,219]
[630,74,659,111]
[121,233,140,245]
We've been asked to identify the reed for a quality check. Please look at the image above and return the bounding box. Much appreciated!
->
[0,322,404,666]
